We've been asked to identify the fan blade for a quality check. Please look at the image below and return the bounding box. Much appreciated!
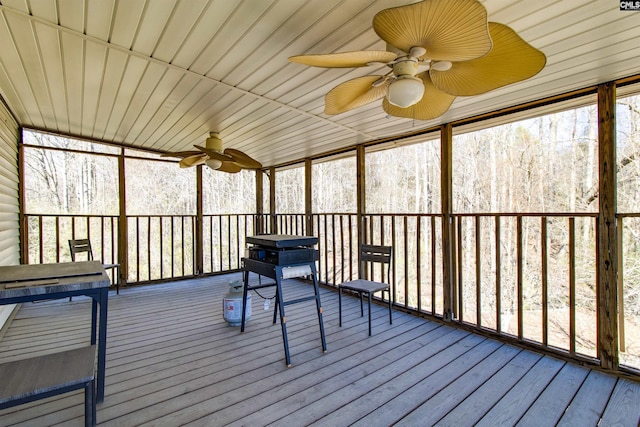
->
[289,51,397,68]
[382,72,455,120]
[161,150,201,158]
[373,0,492,62]
[217,161,242,173]
[179,154,207,168]
[430,22,546,96]
[325,76,390,115]
[194,145,233,163]
[223,148,262,169]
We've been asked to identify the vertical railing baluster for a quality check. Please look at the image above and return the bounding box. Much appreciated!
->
[340,214,345,284]
[417,215,422,312]
[227,215,232,271]
[170,217,175,279]
[323,214,328,284]
[476,216,482,327]
[147,216,152,281]
[431,216,436,314]
[517,215,523,340]
[331,214,336,286]
[158,215,164,279]
[541,216,548,347]
[569,217,576,355]
[457,216,463,320]
[218,215,223,270]
[617,216,626,353]
[136,216,141,283]
[391,215,396,305]
[495,215,502,333]
[404,215,408,308]
[55,216,60,263]
[112,216,117,269]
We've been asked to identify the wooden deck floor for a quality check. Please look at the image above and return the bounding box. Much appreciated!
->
[1,274,639,426]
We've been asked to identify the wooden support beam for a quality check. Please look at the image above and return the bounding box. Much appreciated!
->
[269,166,276,233]
[597,81,618,370]
[356,145,366,249]
[18,131,26,263]
[305,159,313,236]
[441,124,455,321]
[118,150,128,288]
[255,169,264,235]
[195,165,203,275]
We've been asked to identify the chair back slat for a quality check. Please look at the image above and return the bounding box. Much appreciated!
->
[69,239,94,262]
[359,244,392,283]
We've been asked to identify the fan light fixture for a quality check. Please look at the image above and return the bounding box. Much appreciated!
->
[387,76,425,108]
[205,158,223,169]
[288,0,546,121]
[161,132,262,173]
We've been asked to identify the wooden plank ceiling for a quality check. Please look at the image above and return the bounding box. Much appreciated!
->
[0,0,638,167]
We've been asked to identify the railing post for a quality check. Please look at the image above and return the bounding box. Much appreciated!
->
[441,124,455,321]
[597,81,618,370]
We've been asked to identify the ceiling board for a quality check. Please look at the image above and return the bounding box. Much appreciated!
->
[0,0,637,168]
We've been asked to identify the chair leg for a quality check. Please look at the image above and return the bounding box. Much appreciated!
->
[338,287,343,327]
[367,292,372,336]
[387,289,392,324]
[85,379,96,426]
[359,292,364,317]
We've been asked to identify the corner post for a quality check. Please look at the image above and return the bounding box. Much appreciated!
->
[441,124,455,321]
[597,81,618,370]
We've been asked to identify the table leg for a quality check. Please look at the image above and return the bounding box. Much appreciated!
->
[241,270,249,332]
[90,299,98,346]
[96,287,108,403]
[311,264,327,352]
[275,267,291,366]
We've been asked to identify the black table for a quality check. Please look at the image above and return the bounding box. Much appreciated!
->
[241,237,327,366]
[0,261,110,403]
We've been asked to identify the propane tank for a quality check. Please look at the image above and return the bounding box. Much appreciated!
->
[223,280,251,326]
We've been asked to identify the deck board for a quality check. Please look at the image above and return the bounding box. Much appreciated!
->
[0,274,639,426]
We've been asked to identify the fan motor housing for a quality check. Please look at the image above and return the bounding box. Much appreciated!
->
[393,59,419,77]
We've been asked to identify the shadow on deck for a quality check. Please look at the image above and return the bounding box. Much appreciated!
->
[0,273,639,426]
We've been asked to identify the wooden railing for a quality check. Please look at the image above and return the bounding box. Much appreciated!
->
[23,214,119,266]
[22,211,640,372]
[451,213,599,363]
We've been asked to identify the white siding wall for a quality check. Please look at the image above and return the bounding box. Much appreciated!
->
[0,98,20,329]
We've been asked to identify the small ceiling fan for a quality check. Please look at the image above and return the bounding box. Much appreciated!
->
[163,132,262,173]
[289,0,546,121]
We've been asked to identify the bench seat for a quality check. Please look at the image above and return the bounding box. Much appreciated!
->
[0,345,96,426]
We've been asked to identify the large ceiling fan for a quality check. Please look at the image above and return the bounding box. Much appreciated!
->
[289,0,546,121]
[163,132,262,173]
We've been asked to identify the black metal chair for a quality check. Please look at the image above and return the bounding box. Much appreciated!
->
[69,239,120,295]
[338,244,393,336]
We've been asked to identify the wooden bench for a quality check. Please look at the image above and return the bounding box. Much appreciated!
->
[0,345,97,426]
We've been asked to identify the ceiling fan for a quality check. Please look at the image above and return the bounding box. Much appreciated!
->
[289,0,546,121]
[163,132,262,173]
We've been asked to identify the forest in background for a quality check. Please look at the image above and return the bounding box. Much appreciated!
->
[22,93,640,368]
